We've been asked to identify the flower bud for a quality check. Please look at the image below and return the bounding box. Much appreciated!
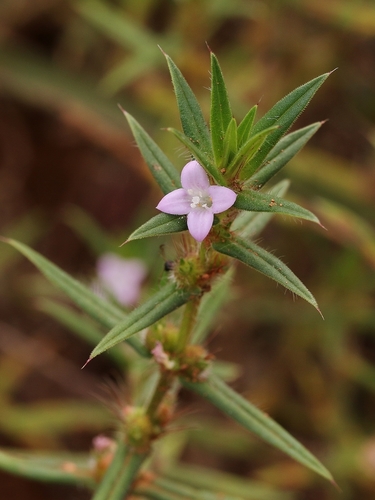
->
[146,322,179,353]
[123,407,153,451]
[178,345,213,382]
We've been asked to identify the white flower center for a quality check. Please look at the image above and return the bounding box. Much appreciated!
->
[187,189,212,210]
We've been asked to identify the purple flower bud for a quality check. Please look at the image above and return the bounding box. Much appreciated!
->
[96,253,147,307]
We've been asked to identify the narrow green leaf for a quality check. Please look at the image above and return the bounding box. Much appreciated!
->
[227,125,277,178]
[0,212,45,271]
[0,448,94,487]
[1,402,110,439]
[164,52,213,161]
[76,0,159,52]
[153,475,244,500]
[164,463,293,500]
[2,239,124,324]
[192,268,234,344]
[0,46,128,132]
[63,205,118,255]
[90,282,193,359]
[167,127,225,185]
[212,360,241,383]
[37,298,128,368]
[37,298,106,345]
[240,72,330,179]
[126,214,187,242]
[219,117,237,170]
[181,374,333,482]
[234,189,321,225]
[232,180,290,238]
[134,483,182,500]
[0,238,149,357]
[122,110,181,194]
[210,52,232,164]
[100,51,160,95]
[213,236,320,311]
[248,122,323,189]
[237,105,257,146]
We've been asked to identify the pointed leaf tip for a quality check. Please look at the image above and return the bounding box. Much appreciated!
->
[213,236,320,311]
[81,358,92,369]
[90,282,191,358]
[157,45,167,56]
[205,41,213,53]
[331,479,341,492]
[241,72,331,178]
[182,374,334,482]
[126,213,188,242]
[166,53,213,164]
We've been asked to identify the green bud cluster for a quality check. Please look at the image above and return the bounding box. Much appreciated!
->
[123,407,154,451]
[146,322,179,353]
[177,345,212,382]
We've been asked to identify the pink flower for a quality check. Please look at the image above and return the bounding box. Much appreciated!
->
[156,161,237,242]
[96,253,147,307]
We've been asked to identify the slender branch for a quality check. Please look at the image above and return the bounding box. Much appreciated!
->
[105,451,147,500]
[91,439,147,500]
[92,440,128,500]
[175,298,200,353]
[146,370,174,418]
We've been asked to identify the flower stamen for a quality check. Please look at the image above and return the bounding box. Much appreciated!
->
[189,190,213,210]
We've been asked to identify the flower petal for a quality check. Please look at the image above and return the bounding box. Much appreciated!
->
[187,209,214,241]
[97,253,146,306]
[181,160,210,191]
[156,189,191,215]
[208,186,237,214]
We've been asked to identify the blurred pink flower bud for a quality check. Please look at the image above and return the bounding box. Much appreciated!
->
[96,253,147,307]
[92,434,115,452]
[151,341,175,369]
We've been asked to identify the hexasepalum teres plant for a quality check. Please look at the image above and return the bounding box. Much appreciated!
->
[1,50,336,499]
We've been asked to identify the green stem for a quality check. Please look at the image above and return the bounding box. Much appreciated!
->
[147,294,201,421]
[146,370,174,418]
[175,299,200,353]
[92,440,128,500]
[92,438,147,500]
[105,451,147,500]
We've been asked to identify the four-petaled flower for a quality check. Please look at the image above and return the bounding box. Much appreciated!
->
[156,160,237,242]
